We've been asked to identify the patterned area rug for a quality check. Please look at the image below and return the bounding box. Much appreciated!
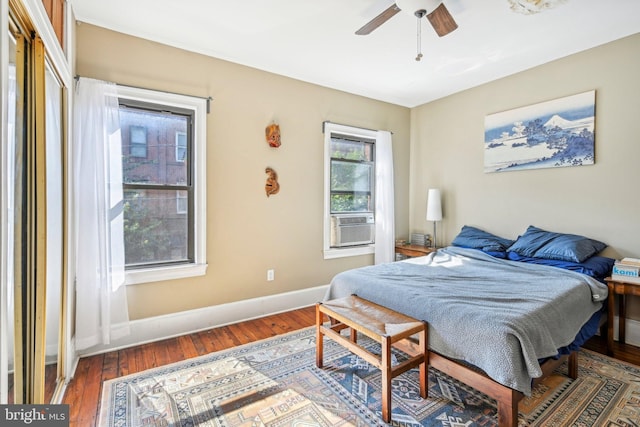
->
[99,327,640,426]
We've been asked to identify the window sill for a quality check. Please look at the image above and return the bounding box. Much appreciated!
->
[125,263,208,285]
[323,245,374,259]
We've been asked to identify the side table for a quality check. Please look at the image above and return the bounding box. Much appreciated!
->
[395,244,437,258]
[606,276,640,356]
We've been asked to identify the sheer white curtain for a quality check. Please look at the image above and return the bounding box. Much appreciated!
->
[74,77,129,350]
[374,131,395,264]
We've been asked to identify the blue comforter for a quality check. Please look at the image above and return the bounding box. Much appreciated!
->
[325,246,608,395]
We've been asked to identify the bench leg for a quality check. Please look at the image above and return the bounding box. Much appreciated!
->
[419,324,428,399]
[381,335,392,423]
[315,304,324,368]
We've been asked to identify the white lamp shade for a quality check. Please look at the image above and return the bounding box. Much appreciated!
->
[426,189,442,221]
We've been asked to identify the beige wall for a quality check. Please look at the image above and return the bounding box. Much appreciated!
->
[409,33,640,318]
[75,23,411,320]
[76,23,640,322]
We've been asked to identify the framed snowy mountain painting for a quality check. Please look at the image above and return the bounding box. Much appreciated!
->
[484,90,595,173]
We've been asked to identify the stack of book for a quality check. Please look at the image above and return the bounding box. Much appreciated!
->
[611,258,640,283]
[410,233,426,246]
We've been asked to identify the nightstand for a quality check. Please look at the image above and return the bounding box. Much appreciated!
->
[605,277,640,356]
[395,244,437,258]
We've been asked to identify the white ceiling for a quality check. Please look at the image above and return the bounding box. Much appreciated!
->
[68,0,640,108]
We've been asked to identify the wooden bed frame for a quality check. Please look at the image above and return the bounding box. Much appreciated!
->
[414,316,606,425]
[318,295,580,426]
[401,311,609,425]
[393,339,577,426]
[422,347,576,426]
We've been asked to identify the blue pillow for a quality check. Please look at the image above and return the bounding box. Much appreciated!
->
[507,251,615,279]
[451,225,514,253]
[507,226,606,263]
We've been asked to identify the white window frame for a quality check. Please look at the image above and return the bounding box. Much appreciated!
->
[117,85,208,284]
[323,122,376,259]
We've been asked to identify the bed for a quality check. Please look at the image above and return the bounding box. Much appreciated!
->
[325,225,612,426]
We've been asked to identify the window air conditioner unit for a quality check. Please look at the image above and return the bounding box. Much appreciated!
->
[330,213,375,247]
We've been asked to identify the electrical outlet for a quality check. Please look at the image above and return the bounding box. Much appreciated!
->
[267,269,275,281]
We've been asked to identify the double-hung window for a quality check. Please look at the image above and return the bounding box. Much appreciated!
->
[323,122,377,259]
[118,86,207,284]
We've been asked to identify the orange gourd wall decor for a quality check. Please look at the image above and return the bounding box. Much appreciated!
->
[265,167,280,197]
[265,123,281,148]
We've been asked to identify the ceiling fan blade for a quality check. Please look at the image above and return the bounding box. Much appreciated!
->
[355,4,401,35]
[427,3,458,37]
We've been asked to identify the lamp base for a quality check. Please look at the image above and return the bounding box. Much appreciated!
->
[432,222,437,249]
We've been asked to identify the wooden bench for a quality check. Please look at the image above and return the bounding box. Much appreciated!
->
[315,295,428,423]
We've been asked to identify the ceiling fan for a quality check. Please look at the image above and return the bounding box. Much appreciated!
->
[356,0,458,37]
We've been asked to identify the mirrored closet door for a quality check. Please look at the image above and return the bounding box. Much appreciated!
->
[4,0,68,404]
[44,58,65,403]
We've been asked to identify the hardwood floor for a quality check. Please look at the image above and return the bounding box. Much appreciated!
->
[62,305,640,427]
[62,306,317,427]
[582,333,640,365]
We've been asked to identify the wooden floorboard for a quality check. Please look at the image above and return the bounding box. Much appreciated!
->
[117,347,136,377]
[101,352,119,382]
[177,333,200,360]
[61,305,640,427]
[62,306,317,426]
[582,334,640,365]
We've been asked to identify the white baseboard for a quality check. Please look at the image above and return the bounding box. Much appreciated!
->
[611,315,640,347]
[75,284,329,358]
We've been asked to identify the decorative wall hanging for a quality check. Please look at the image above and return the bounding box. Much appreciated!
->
[265,167,280,197]
[265,123,281,148]
[484,90,595,173]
